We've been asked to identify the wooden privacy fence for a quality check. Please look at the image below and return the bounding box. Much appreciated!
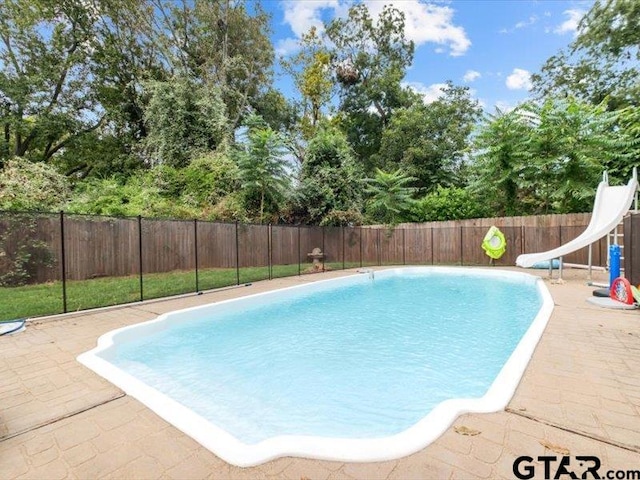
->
[0,211,609,284]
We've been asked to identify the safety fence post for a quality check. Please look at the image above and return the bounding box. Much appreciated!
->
[235,221,240,285]
[322,226,325,272]
[59,211,67,313]
[194,219,199,292]
[298,225,301,276]
[342,226,345,270]
[268,223,272,280]
[138,215,143,301]
[359,227,363,268]
[460,226,464,266]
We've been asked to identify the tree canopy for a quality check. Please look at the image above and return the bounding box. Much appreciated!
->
[1,0,638,227]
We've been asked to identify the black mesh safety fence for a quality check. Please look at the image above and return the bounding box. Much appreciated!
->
[0,210,600,321]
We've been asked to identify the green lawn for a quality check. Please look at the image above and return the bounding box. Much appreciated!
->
[0,262,362,322]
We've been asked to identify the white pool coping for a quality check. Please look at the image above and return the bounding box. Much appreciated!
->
[77,266,554,467]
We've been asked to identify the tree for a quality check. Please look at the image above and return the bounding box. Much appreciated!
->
[151,0,275,132]
[143,76,227,167]
[532,0,640,108]
[470,98,623,215]
[0,0,173,177]
[517,98,616,214]
[291,125,364,225]
[0,0,106,166]
[611,105,640,179]
[87,0,169,173]
[364,168,416,225]
[280,27,334,140]
[374,82,481,193]
[251,88,297,133]
[325,4,416,165]
[469,108,530,217]
[236,115,290,223]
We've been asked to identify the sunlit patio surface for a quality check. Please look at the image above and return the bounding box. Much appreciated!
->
[2,267,640,479]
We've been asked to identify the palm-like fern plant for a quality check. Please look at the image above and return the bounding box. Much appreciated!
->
[364,168,416,226]
[237,117,290,223]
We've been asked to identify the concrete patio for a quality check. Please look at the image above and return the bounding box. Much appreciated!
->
[2,267,640,479]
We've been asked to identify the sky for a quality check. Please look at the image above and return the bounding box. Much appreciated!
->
[262,0,594,112]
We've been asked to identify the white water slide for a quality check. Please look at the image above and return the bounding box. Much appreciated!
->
[515,170,639,268]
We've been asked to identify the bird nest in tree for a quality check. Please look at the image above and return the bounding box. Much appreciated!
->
[335,60,360,86]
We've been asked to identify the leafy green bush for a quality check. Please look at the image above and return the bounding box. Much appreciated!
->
[65,176,200,218]
[411,186,492,222]
[0,158,70,212]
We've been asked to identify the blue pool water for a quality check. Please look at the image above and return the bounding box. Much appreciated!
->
[105,269,542,445]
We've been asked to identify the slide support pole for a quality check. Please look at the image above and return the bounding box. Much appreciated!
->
[559,256,563,281]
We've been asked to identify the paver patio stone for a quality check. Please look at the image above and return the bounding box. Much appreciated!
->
[53,418,101,451]
[0,443,30,478]
[17,458,69,480]
[165,453,217,480]
[425,443,494,478]
[281,459,335,480]
[64,441,97,467]
[340,459,397,480]
[28,443,59,467]
[470,436,504,464]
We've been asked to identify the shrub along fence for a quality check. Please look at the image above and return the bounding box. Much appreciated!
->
[0,211,606,321]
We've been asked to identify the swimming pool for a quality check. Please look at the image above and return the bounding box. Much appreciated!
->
[78,267,553,466]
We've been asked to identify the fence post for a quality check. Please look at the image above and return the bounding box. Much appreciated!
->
[235,221,240,285]
[298,225,301,276]
[194,219,199,292]
[322,226,325,272]
[460,226,464,266]
[377,228,381,266]
[59,211,67,313]
[138,215,143,301]
[268,223,272,280]
[342,226,345,270]
[359,227,363,267]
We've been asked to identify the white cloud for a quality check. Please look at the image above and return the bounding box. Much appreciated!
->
[500,15,538,34]
[278,0,471,57]
[278,0,340,55]
[554,9,586,36]
[403,81,448,103]
[281,0,339,37]
[275,37,303,57]
[506,68,532,90]
[463,69,481,83]
[365,1,470,56]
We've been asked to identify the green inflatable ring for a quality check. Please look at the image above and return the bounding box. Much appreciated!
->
[482,226,506,260]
